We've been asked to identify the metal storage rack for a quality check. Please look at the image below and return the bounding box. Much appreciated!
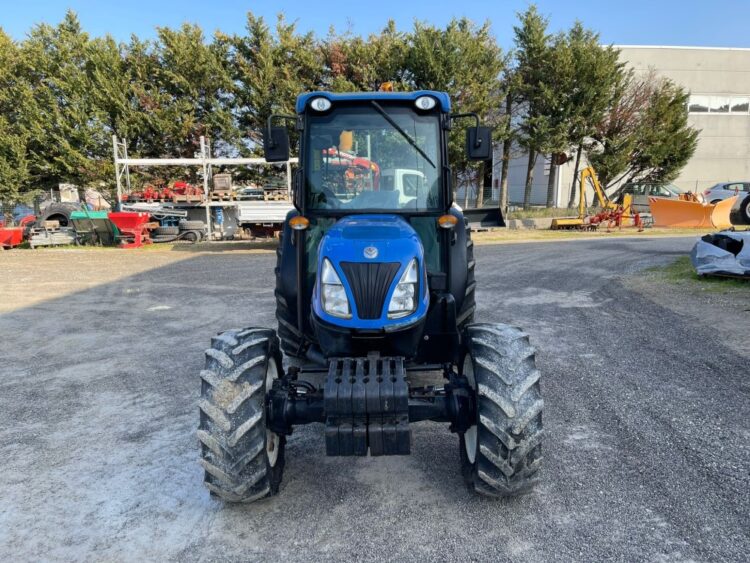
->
[112,135,297,241]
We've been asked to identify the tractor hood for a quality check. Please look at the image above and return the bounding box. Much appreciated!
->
[312,214,429,331]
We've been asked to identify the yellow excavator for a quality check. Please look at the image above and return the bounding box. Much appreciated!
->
[551,167,639,230]
[552,166,737,230]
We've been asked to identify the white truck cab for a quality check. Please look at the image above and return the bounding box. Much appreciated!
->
[380,168,427,205]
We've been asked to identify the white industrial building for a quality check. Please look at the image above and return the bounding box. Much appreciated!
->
[493,45,750,207]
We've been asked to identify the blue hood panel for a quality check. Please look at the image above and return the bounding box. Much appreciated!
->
[313,214,429,330]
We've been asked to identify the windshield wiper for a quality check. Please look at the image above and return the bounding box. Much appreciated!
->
[370,101,436,169]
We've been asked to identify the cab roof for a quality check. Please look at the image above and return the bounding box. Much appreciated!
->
[295,90,451,114]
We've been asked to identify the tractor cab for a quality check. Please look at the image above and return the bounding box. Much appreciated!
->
[266,91,490,362]
[196,90,543,504]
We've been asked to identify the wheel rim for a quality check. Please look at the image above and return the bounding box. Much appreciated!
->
[744,200,750,221]
[265,357,281,467]
[462,355,478,464]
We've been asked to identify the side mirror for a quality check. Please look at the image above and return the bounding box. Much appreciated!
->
[293,168,303,210]
[264,126,290,162]
[466,127,492,161]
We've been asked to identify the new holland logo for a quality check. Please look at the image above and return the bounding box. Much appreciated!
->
[363,246,378,259]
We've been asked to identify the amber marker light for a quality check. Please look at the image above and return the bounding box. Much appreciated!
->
[437,214,458,229]
[289,216,310,231]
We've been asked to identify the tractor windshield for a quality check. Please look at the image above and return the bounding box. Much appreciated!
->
[304,105,442,212]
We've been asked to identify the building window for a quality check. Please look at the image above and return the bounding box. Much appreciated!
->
[689,94,750,114]
[731,97,749,113]
[708,96,731,113]
[688,95,709,112]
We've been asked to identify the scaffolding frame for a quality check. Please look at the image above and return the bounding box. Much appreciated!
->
[113,135,297,241]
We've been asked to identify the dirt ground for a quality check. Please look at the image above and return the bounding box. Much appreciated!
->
[0,238,748,561]
[624,262,749,356]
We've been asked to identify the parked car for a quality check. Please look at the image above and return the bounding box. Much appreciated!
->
[703,181,750,223]
[611,182,689,213]
[236,186,265,201]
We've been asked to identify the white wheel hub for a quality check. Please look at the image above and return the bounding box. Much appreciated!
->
[462,355,478,464]
[265,357,281,468]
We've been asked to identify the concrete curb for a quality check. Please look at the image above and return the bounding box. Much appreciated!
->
[505,218,554,230]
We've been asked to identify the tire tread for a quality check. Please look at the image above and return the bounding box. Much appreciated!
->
[462,322,544,497]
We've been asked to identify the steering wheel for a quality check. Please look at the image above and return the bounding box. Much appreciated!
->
[317,185,340,209]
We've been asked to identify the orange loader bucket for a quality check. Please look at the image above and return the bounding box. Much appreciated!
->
[648,195,738,229]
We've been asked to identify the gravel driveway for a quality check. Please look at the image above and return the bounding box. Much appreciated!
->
[1,238,747,561]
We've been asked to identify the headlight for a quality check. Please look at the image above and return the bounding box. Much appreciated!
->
[310,97,332,112]
[388,259,419,319]
[320,258,351,318]
[414,96,436,111]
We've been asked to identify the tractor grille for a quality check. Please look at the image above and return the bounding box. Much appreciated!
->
[340,262,400,320]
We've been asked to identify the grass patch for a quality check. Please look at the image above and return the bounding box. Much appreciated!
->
[505,207,588,219]
[648,256,749,292]
[472,228,707,244]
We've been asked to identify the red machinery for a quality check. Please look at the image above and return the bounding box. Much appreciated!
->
[107,212,154,248]
[121,181,204,202]
[19,215,36,228]
[0,215,34,249]
[322,149,381,191]
[171,181,203,197]
[0,227,24,249]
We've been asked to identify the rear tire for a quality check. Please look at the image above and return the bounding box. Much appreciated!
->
[276,294,304,358]
[181,230,199,243]
[457,222,476,328]
[460,323,543,497]
[198,328,285,502]
[38,202,78,227]
[275,230,306,358]
[154,226,179,236]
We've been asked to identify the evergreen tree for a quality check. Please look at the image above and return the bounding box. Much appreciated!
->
[223,13,325,153]
[564,23,623,207]
[589,72,699,187]
[406,18,505,201]
[0,30,30,201]
[17,12,111,190]
[513,6,554,209]
[323,20,409,92]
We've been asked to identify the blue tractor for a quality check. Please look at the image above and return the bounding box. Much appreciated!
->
[198,91,543,502]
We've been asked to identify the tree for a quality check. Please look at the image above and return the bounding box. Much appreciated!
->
[16,12,112,191]
[496,66,522,215]
[406,18,505,202]
[323,20,409,92]
[0,30,30,202]
[513,6,556,209]
[540,32,576,208]
[588,71,699,188]
[629,80,699,183]
[564,23,623,208]
[223,13,325,154]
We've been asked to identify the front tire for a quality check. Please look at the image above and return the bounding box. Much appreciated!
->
[460,323,543,497]
[741,195,750,224]
[198,328,285,502]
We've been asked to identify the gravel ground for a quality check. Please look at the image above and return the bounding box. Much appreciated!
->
[1,238,748,562]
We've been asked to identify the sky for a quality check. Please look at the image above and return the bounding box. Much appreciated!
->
[2,0,749,49]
